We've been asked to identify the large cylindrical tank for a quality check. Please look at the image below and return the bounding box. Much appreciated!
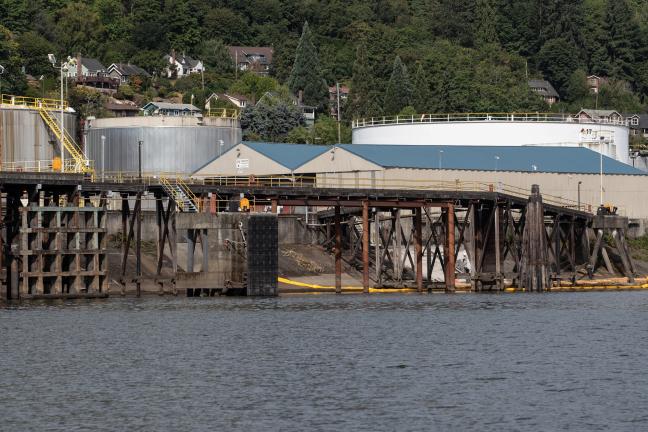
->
[352,115,631,163]
[86,116,241,177]
[0,106,77,169]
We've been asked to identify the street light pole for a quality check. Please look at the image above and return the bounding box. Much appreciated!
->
[577,181,582,211]
[0,64,4,97]
[60,62,65,171]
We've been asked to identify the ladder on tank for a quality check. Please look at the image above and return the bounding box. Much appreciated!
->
[38,107,93,174]
[160,177,200,212]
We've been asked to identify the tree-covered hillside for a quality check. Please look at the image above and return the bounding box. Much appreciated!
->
[1,0,647,128]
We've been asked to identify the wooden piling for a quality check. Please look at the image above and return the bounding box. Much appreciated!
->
[415,206,423,292]
[334,205,342,294]
[519,185,550,291]
[362,201,370,293]
[445,203,456,292]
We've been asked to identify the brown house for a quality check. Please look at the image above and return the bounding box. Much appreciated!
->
[228,46,274,76]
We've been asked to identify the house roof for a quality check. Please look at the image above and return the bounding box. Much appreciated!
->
[143,102,201,111]
[338,145,644,175]
[624,113,648,129]
[104,99,140,111]
[577,109,621,118]
[109,63,150,77]
[164,54,201,69]
[243,142,328,170]
[228,46,274,64]
[528,79,559,98]
[81,57,106,72]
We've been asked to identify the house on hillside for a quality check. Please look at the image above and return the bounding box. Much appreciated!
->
[528,79,559,106]
[107,63,151,83]
[228,46,273,76]
[329,85,349,118]
[142,101,201,117]
[205,93,249,110]
[587,75,608,94]
[66,55,119,91]
[625,113,648,139]
[576,109,623,124]
[104,98,141,117]
[163,52,204,78]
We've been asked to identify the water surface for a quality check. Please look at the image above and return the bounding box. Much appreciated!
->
[1,292,647,431]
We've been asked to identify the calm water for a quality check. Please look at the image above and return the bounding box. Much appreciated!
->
[1,292,648,431]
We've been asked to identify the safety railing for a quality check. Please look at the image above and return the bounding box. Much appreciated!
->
[205,108,240,119]
[352,112,629,128]
[0,94,69,111]
[38,107,94,174]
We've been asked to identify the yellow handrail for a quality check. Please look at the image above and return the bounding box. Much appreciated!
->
[205,108,240,119]
[176,177,202,211]
[1,94,69,111]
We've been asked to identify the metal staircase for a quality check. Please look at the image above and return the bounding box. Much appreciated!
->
[160,177,200,212]
[38,107,93,174]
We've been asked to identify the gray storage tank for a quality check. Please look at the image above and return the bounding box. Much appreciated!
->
[86,116,241,177]
[0,105,77,170]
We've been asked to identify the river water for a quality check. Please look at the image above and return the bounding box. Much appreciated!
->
[1,291,647,431]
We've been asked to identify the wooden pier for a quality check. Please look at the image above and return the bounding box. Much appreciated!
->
[0,172,637,300]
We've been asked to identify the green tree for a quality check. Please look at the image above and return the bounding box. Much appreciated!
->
[17,31,55,77]
[229,73,279,104]
[603,0,642,82]
[411,62,431,113]
[475,0,499,47]
[346,42,380,119]
[0,25,27,95]
[55,2,104,56]
[383,56,411,115]
[287,22,329,110]
[240,102,304,142]
[564,69,591,103]
[536,38,584,97]
[197,38,233,75]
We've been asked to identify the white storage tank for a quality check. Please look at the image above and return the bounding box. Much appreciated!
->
[352,113,631,164]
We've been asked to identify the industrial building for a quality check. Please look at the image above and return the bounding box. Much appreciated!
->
[193,142,648,218]
[351,113,631,163]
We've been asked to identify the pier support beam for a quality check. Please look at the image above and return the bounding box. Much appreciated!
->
[415,206,423,292]
[334,205,342,294]
[362,201,369,293]
[519,185,550,291]
[445,203,456,292]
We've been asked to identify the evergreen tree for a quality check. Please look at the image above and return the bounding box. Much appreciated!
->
[603,0,642,82]
[287,21,329,111]
[564,69,590,103]
[383,56,412,115]
[0,25,27,95]
[411,62,431,112]
[346,42,382,119]
[475,0,499,47]
[536,37,584,97]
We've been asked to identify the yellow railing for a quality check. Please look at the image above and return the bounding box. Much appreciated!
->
[38,107,94,174]
[206,108,240,119]
[352,112,629,128]
[176,177,202,211]
[1,94,68,111]
[159,176,202,211]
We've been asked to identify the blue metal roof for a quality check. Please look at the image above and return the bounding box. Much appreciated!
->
[244,141,329,170]
[338,144,646,175]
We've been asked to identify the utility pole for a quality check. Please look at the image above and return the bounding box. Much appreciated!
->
[336,82,341,144]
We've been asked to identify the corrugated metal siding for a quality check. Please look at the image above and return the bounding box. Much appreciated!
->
[0,108,77,165]
[87,125,241,175]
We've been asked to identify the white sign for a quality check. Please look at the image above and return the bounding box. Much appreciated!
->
[236,158,249,169]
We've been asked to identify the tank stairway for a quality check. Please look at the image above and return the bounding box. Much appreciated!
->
[160,177,200,212]
[38,107,93,174]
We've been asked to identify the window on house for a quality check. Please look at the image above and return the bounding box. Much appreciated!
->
[631,118,639,125]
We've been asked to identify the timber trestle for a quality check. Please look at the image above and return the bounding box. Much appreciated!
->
[0,172,636,300]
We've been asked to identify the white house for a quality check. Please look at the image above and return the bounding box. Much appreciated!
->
[205,93,249,110]
[65,56,107,78]
[163,52,204,78]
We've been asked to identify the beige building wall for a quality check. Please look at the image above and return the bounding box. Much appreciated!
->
[295,147,383,174]
[316,168,648,218]
[193,143,291,177]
